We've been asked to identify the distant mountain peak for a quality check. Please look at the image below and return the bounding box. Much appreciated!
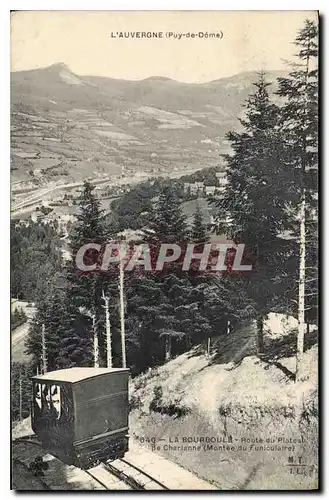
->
[141,76,175,83]
[44,62,85,86]
[46,62,71,72]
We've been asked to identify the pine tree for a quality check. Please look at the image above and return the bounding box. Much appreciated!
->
[145,185,187,245]
[70,181,107,247]
[125,275,165,369]
[276,19,318,379]
[11,220,63,302]
[11,362,35,421]
[58,182,112,367]
[124,186,192,365]
[25,276,69,371]
[215,72,291,353]
[191,203,208,244]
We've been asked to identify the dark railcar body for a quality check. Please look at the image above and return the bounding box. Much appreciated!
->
[31,367,129,468]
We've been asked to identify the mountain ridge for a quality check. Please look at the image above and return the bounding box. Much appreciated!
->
[11,63,287,85]
[11,64,287,188]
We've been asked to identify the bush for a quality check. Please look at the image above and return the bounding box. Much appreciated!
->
[129,393,142,411]
[134,367,160,390]
[11,307,27,331]
[149,385,190,418]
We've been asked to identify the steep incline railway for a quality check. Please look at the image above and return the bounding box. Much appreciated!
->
[13,435,168,490]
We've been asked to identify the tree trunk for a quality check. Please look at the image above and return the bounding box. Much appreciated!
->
[102,290,112,368]
[119,254,126,368]
[92,314,99,368]
[19,366,23,421]
[41,323,47,374]
[296,189,306,380]
[165,336,172,362]
[296,33,312,380]
[206,337,211,358]
[257,316,264,354]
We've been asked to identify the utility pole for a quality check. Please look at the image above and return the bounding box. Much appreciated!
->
[296,189,306,380]
[19,365,22,421]
[41,324,47,374]
[91,312,99,368]
[78,306,99,368]
[119,251,126,369]
[102,289,112,368]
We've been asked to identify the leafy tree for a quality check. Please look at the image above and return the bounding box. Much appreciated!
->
[179,167,219,186]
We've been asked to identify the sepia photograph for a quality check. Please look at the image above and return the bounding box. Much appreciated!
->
[10,10,319,491]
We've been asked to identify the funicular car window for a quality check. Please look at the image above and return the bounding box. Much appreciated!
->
[34,383,42,409]
[50,385,61,419]
[35,383,61,420]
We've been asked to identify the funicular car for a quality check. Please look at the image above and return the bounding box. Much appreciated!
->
[31,367,129,468]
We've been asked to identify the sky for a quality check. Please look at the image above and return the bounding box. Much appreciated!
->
[10,10,318,83]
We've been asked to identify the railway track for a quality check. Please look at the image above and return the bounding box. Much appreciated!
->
[13,437,110,491]
[82,468,115,490]
[13,436,169,490]
[102,458,169,490]
[13,435,42,447]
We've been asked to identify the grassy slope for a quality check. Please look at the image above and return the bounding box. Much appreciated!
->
[129,331,318,490]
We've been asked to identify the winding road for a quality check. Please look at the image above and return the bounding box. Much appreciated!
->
[12,302,36,364]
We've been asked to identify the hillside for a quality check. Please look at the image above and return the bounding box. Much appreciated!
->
[11,64,286,189]
[12,313,318,490]
[129,316,318,490]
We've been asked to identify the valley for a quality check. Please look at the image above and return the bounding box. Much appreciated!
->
[11,63,286,214]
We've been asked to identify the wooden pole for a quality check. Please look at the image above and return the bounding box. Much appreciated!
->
[41,324,47,374]
[92,313,99,368]
[119,253,126,368]
[296,190,306,380]
[102,290,112,368]
[78,306,100,368]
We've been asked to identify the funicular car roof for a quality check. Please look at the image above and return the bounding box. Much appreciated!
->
[32,367,129,384]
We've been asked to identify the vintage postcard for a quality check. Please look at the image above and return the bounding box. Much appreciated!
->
[11,10,319,491]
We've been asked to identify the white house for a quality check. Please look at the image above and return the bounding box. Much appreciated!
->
[205,186,217,196]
